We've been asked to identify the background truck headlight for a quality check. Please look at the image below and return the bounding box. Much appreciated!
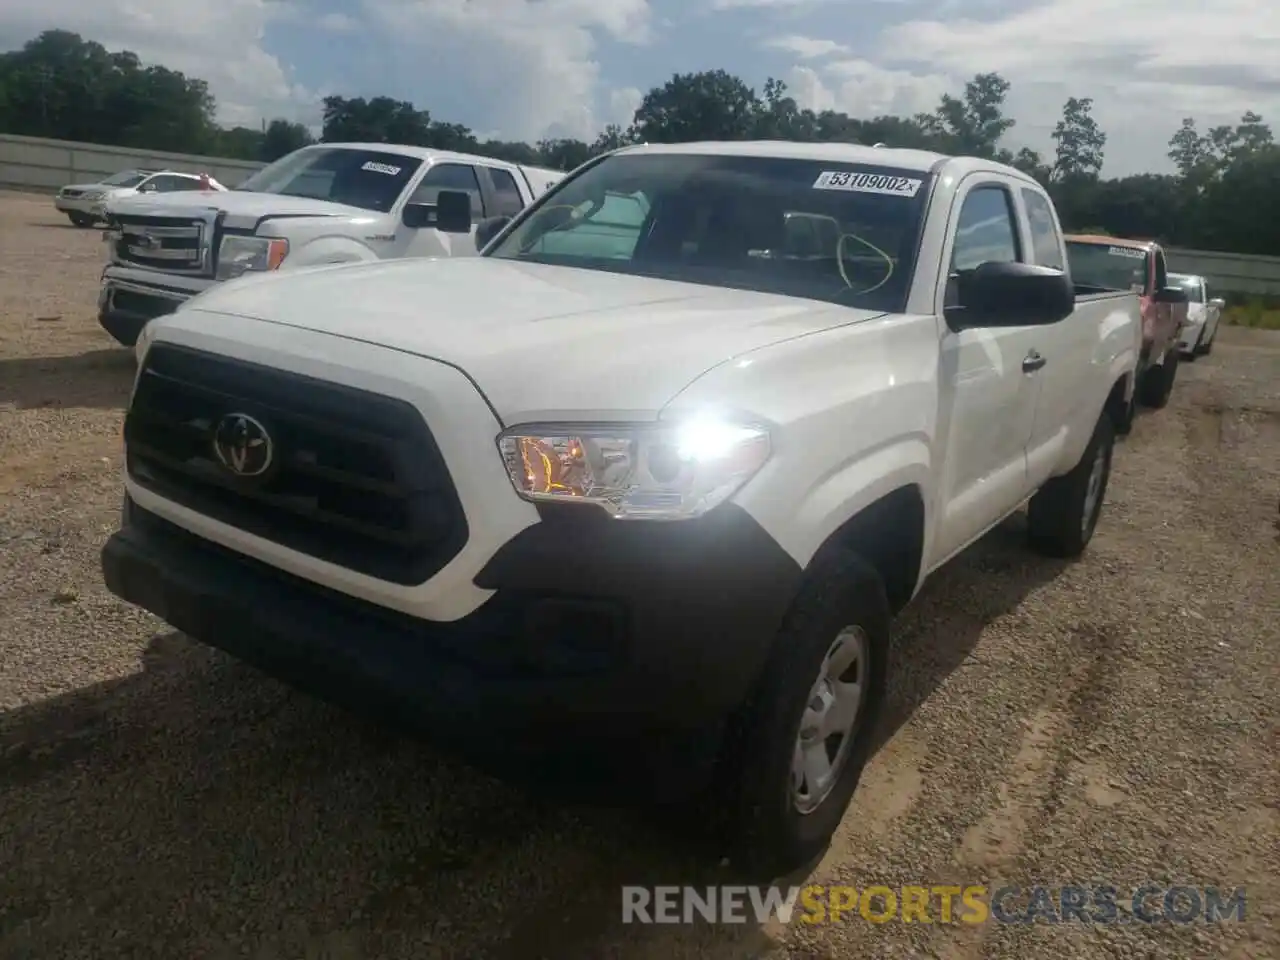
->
[497,416,770,520]
[217,236,288,281]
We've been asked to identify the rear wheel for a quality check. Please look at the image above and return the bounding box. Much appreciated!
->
[711,551,889,879]
[1138,350,1179,409]
[1027,413,1115,558]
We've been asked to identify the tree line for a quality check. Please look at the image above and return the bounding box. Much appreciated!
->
[2,29,1276,256]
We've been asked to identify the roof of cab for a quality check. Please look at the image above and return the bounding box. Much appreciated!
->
[609,139,1040,182]
[1065,234,1156,251]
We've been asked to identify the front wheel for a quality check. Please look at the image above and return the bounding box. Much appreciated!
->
[1027,413,1115,558]
[67,212,94,228]
[711,551,890,879]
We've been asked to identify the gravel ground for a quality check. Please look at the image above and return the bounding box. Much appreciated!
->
[1,192,1277,960]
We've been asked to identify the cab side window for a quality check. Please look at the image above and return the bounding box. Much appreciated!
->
[1153,249,1169,291]
[951,186,1021,272]
[947,185,1021,307]
[1021,189,1064,269]
[486,168,526,218]
[408,163,485,219]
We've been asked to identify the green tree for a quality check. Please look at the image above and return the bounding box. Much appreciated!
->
[1051,96,1106,181]
[631,69,760,143]
[920,72,1016,157]
[261,119,313,161]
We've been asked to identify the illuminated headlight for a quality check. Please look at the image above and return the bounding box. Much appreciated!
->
[497,416,770,520]
[217,236,288,280]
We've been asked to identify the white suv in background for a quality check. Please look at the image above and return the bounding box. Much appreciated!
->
[54,169,227,227]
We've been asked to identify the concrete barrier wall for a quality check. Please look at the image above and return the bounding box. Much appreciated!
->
[0,133,265,193]
[1163,247,1280,299]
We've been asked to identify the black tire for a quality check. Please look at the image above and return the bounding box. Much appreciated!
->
[1027,413,1115,558]
[67,212,94,228]
[1138,350,1178,409]
[1198,331,1214,356]
[711,551,890,879]
[1114,384,1137,438]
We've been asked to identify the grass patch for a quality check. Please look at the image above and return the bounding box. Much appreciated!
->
[1223,300,1280,330]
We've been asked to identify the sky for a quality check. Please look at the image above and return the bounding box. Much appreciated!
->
[1,0,1277,177]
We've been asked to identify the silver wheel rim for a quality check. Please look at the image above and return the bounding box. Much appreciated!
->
[1082,443,1107,538]
[791,626,868,815]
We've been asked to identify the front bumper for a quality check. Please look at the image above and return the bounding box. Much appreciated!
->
[102,496,802,797]
[97,268,210,347]
[55,195,100,216]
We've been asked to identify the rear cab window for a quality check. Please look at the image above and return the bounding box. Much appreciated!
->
[1020,189,1064,269]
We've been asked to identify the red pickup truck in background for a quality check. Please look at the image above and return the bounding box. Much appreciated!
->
[1065,235,1189,413]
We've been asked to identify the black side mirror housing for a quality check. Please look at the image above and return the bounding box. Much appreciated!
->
[402,202,433,229]
[475,215,511,250]
[435,190,473,234]
[1153,285,1189,305]
[946,261,1075,330]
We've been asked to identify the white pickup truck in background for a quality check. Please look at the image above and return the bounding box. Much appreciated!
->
[103,141,1141,879]
[97,143,564,346]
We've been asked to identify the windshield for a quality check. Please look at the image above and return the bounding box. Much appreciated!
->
[235,146,423,213]
[101,170,148,188]
[1066,240,1150,293]
[486,152,933,312]
[1170,273,1205,303]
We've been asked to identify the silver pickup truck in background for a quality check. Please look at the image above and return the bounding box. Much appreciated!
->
[98,142,564,347]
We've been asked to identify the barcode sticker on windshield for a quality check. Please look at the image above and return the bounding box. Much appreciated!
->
[361,161,402,176]
[1108,245,1146,259]
[813,171,923,197]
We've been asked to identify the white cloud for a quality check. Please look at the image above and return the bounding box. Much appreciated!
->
[0,0,321,129]
[316,12,359,35]
[763,35,849,60]
[877,0,1280,174]
[785,59,948,120]
[608,87,644,129]
[362,0,653,143]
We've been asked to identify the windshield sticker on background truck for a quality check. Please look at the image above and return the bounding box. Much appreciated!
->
[812,171,923,197]
[361,161,403,176]
[1108,245,1146,259]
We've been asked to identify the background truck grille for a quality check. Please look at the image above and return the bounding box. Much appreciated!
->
[124,343,469,585]
[113,215,209,275]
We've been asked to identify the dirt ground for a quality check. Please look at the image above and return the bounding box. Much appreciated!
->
[1,192,1277,960]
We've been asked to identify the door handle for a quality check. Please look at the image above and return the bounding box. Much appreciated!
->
[1022,350,1047,373]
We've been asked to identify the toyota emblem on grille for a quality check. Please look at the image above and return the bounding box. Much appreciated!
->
[212,413,274,477]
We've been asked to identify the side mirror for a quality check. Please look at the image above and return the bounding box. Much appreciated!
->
[435,190,473,234]
[401,202,433,229]
[947,261,1074,329]
[1209,297,1225,309]
[475,215,511,250]
[1153,285,1188,305]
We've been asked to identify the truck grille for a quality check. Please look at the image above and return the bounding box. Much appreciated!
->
[124,343,469,585]
[112,214,210,275]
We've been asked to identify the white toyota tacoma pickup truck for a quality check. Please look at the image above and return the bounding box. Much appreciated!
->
[102,141,1141,878]
[97,142,564,347]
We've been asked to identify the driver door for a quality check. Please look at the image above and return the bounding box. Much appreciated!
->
[390,162,485,259]
[933,178,1042,562]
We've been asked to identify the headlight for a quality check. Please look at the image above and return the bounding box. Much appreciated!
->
[497,416,770,520]
[217,236,289,281]
[82,190,103,200]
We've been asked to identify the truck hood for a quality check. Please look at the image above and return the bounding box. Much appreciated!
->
[174,257,883,423]
[106,190,372,230]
